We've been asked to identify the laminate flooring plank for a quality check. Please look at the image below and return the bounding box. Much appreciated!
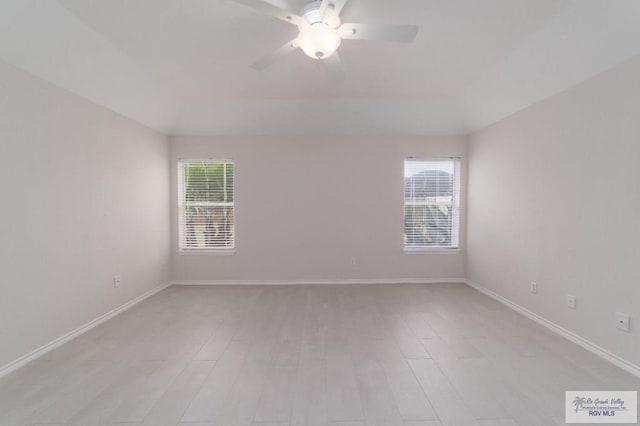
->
[378,314,431,360]
[180,340,249,422]
[408,359,480,426]
[290,357,328,426]
[458,357,551,426]
[325,345,365,421]
[108,359,190,422]
[352,357,405,426]
[67,360,161,425]
[212,358,271,426]
[27,360,128,424]
[140,360,215,426]
[364,338,437,422]
[254,340,301,423]
[2,360,114,425]
[424,340,506,420]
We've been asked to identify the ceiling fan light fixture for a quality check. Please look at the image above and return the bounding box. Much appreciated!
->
[297,22,341,59]
[240,0,419,71]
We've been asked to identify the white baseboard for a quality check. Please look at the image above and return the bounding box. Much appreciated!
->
[171,278,467,286]
[465,280,640,379]
[0,282,171,379]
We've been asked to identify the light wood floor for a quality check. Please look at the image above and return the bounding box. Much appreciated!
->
[0,284,638,425]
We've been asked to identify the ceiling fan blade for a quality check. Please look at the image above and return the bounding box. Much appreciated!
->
[339,23,419,43]
[230,0,301,25]
[251,39,299,70]
[320,0,349,17]
[323,52,345,82]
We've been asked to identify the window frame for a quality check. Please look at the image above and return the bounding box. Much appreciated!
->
[177,159,235,255]
[403,157,461,253]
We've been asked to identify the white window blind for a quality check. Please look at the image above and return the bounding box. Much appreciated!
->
[178,160,234,252]
[404,158,460,250]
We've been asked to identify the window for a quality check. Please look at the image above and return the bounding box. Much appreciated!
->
[178,160,234,252]
[404,158,460,250]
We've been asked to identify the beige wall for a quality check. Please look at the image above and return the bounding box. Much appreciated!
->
[467,55,640,367]
[0,61,171,368]
[171,135,467,283]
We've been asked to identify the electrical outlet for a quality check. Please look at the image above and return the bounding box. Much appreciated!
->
[530,281,538,294]
[567,294,576,309]
[113,275,121,288]
[350,257,357,266]
[615,312,630,332]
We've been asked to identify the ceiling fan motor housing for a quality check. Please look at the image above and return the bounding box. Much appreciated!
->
[297,1,342,59]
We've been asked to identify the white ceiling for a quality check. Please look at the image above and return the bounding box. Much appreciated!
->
[1,0,640,135]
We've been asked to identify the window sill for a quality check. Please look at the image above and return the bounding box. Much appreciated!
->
[404,247,460,254]
[178,249,236,256]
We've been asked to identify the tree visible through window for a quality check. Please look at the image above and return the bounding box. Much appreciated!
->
[404,158,460,250]
[178,160,234,251]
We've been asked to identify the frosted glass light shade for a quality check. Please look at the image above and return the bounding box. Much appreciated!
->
[297,23,341,59]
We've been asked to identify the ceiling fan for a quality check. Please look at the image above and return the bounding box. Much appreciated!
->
[230,0,419,77]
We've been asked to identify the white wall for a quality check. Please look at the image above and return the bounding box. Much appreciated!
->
[467,55,640,367]
[0,61,171,368]
[171,135,467,283]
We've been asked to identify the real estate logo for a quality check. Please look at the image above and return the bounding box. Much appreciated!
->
[566,391,637,423]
